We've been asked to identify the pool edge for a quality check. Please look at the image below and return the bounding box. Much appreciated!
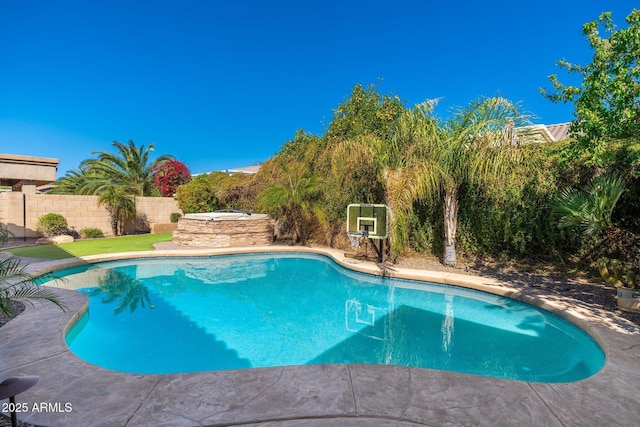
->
[8,244,640,426]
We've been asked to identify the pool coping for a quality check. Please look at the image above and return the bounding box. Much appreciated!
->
[2,245,640,426]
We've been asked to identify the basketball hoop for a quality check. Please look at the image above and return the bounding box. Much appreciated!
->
[345,204,389,262]
[347,232,365,249]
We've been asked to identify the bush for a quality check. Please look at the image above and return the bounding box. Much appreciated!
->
[153,160,192,197]
[80,228,105,239]
[37,213,68,237]
[170,212,182,223]
[175,174,218,214]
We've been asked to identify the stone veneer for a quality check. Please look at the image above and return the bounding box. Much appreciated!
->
[172,216,274,247]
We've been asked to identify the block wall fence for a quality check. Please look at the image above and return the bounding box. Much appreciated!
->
[0,192,182,238]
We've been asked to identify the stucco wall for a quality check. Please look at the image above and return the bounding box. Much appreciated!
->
[0,153,59,186]
[0,192,182,238]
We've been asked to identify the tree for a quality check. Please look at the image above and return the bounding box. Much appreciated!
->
[388,97,528,266]
[327,83,405,141]
[153,160,192,197]
[98,186,136,236]
[326,133,404,250]
[175,174,218,214]
[54,140,175,234]
[0,224,67,317]
[50,165,95,195]
[83,140,174,196]
[542,9,640,161]
[258,157,325,244]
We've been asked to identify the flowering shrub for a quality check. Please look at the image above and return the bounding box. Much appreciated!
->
[153,160,192,197]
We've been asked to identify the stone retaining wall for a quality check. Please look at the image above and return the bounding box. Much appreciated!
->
[172,217,274,247]
[150,223,179,234]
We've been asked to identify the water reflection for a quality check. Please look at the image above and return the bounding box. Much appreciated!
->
[441,294,455,353]
[87,269,154,314]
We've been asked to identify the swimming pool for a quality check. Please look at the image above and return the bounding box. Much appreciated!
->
[46,253,605,382]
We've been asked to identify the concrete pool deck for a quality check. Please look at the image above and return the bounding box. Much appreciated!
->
[1,245,640,426]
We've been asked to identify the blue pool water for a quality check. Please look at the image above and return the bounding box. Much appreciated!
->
[48,253,605,382]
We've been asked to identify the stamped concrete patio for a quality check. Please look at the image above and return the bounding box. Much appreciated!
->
[1,246,640,426]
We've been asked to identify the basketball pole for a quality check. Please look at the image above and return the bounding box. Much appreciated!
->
[366,236,384,263]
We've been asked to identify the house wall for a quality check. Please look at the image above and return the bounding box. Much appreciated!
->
[0,153,59,187]
[0,192,182,238]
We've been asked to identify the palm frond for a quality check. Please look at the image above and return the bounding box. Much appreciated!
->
[552,188,590,230]
[0,256,68,316]
[551,174,626,236]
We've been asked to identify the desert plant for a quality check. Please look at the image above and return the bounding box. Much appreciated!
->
[598,258,638,289]
[37,213,68,237]
[170,212,182,223]
[80,227,105,239]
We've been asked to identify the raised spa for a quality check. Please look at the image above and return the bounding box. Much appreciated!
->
[172,210,274,247]
[50,253,604,382]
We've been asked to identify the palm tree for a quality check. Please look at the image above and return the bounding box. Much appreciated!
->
[98,186,136,236]
[258,157,325,244]
[388,97,528,266]
[54,140,174,234]
[552,174,638,261]
[50,165,96,195]
[552,174,626,237]
[0,224,67,317]
[82,140,174,197]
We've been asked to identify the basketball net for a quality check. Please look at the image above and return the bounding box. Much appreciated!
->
[347,233,365,249]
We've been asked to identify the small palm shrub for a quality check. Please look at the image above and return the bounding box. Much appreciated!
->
[0,223,67,317]
[80,227,105,239]
[37,213,68,237]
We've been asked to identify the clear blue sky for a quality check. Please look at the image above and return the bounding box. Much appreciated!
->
[0,1,636,177]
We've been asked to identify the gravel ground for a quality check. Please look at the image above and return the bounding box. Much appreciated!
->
[392,252,640,326]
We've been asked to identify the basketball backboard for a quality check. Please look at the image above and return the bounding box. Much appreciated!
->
[346,204,389,239]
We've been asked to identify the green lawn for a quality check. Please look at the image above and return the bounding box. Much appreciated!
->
[5,233,173,259]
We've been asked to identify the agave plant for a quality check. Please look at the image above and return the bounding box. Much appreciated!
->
[0,224,67,317]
